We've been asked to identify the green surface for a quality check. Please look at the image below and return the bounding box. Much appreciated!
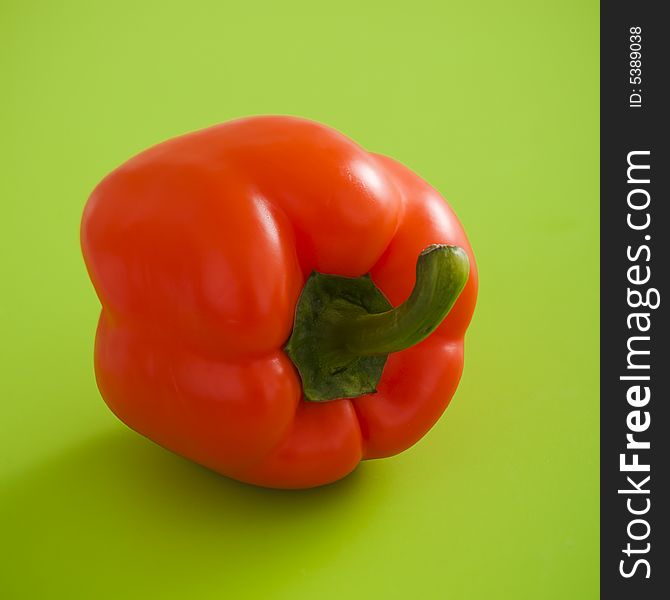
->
[0,1,599,598]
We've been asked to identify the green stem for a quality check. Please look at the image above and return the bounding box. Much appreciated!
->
[284,244,470,401]
[336,245,469,355]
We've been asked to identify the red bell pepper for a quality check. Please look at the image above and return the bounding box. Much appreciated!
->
[81,116,478,489]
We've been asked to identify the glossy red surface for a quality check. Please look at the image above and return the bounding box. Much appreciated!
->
[81,116,478,488]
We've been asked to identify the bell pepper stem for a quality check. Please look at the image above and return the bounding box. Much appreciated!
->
[335,245,469,355]
[284,244,469,401]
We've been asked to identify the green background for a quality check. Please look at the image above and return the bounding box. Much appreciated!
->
[0,1,599,598]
